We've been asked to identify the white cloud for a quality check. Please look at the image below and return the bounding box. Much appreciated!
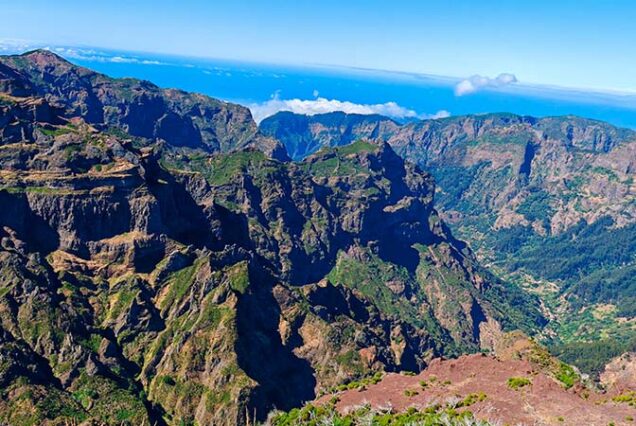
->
[0,38,35,53]
[455,73,518,96]
[67,50,167,65]
[312,89,320,98]
[110,56,135,63]
[422,110,451,119]
[0,40,168,66]
[248,94,449,123]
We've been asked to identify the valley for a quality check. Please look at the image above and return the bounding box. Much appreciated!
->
[0,50,633,425]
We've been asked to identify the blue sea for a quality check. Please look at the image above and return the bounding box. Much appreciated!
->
[18,47,636,128]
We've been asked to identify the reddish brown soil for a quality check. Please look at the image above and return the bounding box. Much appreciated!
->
[320,354,636,426]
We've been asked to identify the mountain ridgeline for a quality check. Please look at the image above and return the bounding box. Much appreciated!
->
[261,111,636,344]
[0,49,288,160]
[0,51,545,425]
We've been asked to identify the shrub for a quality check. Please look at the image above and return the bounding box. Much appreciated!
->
[458,392,487,407]
[555,362,578,389]
[507,377,532,390]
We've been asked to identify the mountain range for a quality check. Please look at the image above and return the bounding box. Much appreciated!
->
[262,110,636,347]
[0,50,633,425]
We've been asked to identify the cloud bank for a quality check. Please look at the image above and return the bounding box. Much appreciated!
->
[455,73,518,96]
[249,96,449,123]
[51,47,166,65]
[0,40,167,66]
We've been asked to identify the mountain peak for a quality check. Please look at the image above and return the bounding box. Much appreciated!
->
[0,50,289,159]
[19,49,72,65]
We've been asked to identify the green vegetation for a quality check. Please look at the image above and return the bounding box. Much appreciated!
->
[517,216,636,281]
[227,261,250,294]
[493,217,636,317]
[335,139,379,155]
[109,286,138,321]
[612,391,636,406]
[334,349,368,378]
[434,163,488,208]
[516,188,554,226]
[475,131,533,146]
[458,392,487,407]
[550,337,636,379]
[70,372,149,425]
[0,185,87,195]
[272,401,494,426]
[0,380,87,426]
[161,149,284,189]
[80,333,103,354]
[160,258,205,311]
[205,150,271,185]
[330,372,384,392]
[17,298,64,352]
[0,94,17,106]
[304,140,379,178]
[403,389,419,397]
[554,362,578,389]
[591,166,619,182]
[327,249,445,336]
[508,338,582,389]
[507,377,532,390]
[37,125,76,137]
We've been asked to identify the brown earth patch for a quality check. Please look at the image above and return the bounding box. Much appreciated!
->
[319,354,636,425]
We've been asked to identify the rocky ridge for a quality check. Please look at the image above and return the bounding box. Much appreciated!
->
[1,50,288,160]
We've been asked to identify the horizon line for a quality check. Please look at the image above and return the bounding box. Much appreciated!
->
[2,38,636,100]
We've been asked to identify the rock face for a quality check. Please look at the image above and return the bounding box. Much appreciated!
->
[260,111,401,160]
[261,112,636,233]
[601,352,636,392]
[0,53,544,425]
[261,111,636,327]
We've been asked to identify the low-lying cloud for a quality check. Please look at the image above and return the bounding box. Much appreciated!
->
[0,40,167,66]
[421,109,452,120]
[455,73,518,96]
[0,39,33,52]
[51,47,166,65]
[249,95,449,123]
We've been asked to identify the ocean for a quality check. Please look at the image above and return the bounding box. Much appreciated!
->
[31,47,636,129]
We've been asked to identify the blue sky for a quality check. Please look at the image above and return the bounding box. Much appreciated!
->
[1,0,635,92]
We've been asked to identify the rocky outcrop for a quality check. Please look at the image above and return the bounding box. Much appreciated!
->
[601,352,636,392]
